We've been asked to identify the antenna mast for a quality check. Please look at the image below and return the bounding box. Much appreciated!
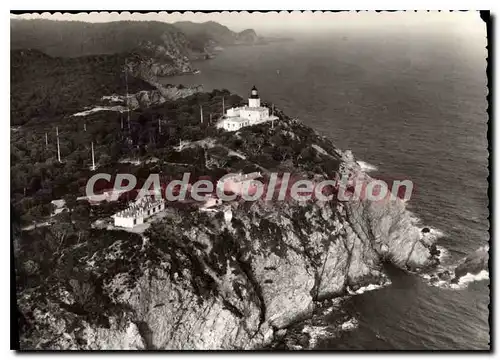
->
[91,142,96,171]
[125,61,131,131]
[56,126,61,163]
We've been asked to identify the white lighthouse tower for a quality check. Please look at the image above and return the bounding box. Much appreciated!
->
[216,85,278,132]
[248,85,260,108]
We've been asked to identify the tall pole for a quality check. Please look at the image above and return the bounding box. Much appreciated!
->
[158,118,161,134]
[209,113,212,125]
[222,96,225,115]
[56,128,61,163]
[125,61,131,131]
[45,132,48,150]
[200,105,203,124]
[84,122,87,132]
[91,142,96,171]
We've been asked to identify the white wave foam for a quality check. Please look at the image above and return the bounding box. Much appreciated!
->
[301,325,332,347]
[436,245,451,263]
[429,228,446,239]
[450,270,489,290]
[357,160,378,173]
[347,277,392,295]
[421,245,489,290]
[340,318,359,331]
[302,316,359,347]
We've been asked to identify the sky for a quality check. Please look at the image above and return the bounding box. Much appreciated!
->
[11,11,485,36]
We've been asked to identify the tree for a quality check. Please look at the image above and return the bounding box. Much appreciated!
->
[73,202,91,243]
[63,193,78,214]
[274,145,293,162]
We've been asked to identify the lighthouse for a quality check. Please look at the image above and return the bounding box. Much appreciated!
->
[248,85,260,108]
[216,85,278,132]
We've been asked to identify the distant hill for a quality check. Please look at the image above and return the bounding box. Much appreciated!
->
[11,19,188,57]
[10,19,193,77]
[11,49,155,126]
[173,21,264,50]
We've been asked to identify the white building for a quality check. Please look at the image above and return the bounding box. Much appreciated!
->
[216,86,279,132]
[199,195,224,211]
[112,196,166,228]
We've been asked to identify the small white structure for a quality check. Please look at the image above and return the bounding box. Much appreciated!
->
[221,172,263,196]
[216,86,278,132]
[199,195,224,211]
[112,197,166,228]
[51,199,67,216]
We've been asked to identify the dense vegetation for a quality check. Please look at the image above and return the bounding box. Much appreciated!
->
[11,82,243,225]
[11,19,188,58]
[10,18,261,62]
[11,49,154,126]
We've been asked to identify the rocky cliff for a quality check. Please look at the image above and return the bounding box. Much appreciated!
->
[11,19,265,78]
[15,113,442,350]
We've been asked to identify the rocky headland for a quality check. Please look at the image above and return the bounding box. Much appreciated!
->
[15,110,444,350]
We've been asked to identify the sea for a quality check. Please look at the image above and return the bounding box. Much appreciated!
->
[163,24,490,350]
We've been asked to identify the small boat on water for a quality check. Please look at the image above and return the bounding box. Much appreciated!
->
[193,69,201,75]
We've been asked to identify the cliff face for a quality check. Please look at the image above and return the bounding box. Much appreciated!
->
[15,116,440,350]
[236,29,260,44]
[172,21,263,59]
[11,19,264,79]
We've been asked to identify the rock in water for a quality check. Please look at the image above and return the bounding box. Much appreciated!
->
[454,245,489,280]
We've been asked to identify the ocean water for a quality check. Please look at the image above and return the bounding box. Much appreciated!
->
[164,26,490,350]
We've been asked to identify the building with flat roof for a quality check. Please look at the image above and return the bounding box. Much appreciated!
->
[112,196,166,228]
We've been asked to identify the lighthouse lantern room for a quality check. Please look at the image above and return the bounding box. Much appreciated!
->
[248,86,261,108]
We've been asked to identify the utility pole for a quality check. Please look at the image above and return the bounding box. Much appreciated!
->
[91,142,96,171]
[45,132,48,150]
[222,96,225,115]
[200,105,203,124]
[125,61,131,131]
[56,127,61,163]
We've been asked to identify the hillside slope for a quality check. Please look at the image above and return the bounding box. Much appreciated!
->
[173,21,263,52]
[10,49,155,126]
[10,19,193,76]
[13,104,442,349]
